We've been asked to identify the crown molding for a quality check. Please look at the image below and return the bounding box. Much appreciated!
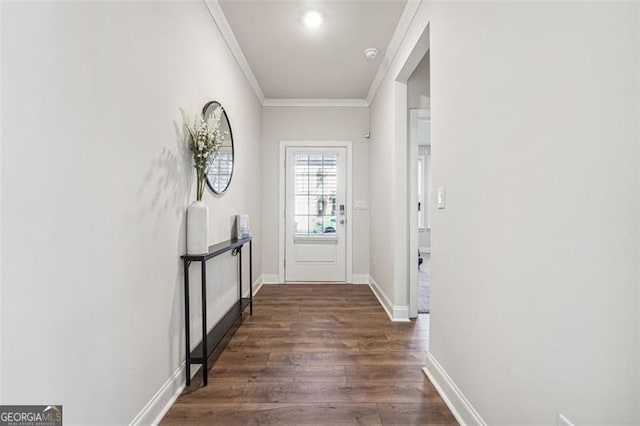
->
[203,0,266,104]
[366,0,421,105]
[263,98,369,108]
[204,0,420,108]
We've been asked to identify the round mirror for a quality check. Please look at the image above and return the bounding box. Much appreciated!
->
[203,101,234,195]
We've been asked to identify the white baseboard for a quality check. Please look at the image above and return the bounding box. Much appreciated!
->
[368,275,393,320]
[264,274,370,285]
[262,274,280,284]
[393,305,410,321]
[252,275,264,296]
[368,276,410,322]
[130,363,185,426]
[352,274,369,284]
[423,353,486,426]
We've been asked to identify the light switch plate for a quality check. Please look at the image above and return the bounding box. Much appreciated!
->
[437,187,446,209]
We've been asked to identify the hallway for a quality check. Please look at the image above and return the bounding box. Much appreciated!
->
[162,285,456,425]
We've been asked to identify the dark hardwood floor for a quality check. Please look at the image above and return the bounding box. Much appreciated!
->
[162,284,457,425]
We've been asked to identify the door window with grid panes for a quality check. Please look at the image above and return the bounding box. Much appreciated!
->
[294,154,338,236]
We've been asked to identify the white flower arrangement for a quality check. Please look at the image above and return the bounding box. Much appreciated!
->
[183,106,226,201]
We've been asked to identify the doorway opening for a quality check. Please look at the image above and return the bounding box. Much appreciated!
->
[412,107,431,313]
[400,26,431,320]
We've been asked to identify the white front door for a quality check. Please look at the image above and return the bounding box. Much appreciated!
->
[285,147,347,282]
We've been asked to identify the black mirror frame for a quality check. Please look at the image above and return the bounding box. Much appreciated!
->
[202,100,234,195]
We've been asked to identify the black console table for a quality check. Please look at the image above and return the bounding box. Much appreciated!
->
[181,236,252,386]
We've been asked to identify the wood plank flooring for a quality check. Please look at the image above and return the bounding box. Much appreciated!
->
[162,284,457,425]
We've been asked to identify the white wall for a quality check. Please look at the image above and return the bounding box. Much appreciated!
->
[1,2,262,423]
[638,6,640,421]
[371,1,639,423]
[637,5,640,422]
[369,79,396,297]
[0,1,3,404]
[407,51,430,110]
[261,107,370,280]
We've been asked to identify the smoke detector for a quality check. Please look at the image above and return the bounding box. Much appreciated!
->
[363,48,378,61]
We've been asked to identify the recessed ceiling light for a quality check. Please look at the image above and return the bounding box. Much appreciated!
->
[304,11,323,28]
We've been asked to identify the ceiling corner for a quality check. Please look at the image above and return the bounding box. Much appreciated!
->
[203,0,266,104]
[366,0,422,104]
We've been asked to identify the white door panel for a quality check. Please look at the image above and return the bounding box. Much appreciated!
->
[294,242,337,262]
[285,147,346,282]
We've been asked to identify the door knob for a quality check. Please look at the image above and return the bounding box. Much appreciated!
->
[339,219,345,225]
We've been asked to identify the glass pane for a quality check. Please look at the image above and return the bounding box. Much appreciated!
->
[314,195,329,216]
[295,154,308,166]
[295,195,311,216]
[294,215,309,234]
[322,216,337,233]
[309,216,323,234]
[323,155,337,167]
[323,175,337,196]
[327,195,337,215]
[294,181,309,196]
[309,154,323,172]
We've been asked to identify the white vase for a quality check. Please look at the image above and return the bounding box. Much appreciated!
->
[187,201,209,254]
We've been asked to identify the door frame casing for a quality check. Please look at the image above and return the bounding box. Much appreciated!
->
[393,24,430,320]
[278,140,353,284]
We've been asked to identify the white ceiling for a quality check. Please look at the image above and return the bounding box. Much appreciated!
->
[217,0,408,101]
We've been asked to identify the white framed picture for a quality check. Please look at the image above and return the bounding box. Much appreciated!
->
[237,214,250,239]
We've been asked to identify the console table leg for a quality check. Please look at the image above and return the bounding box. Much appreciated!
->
[201,261,208,386]
[184,259,191,386]
[239,247,243,309]
[249,240,253,315]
